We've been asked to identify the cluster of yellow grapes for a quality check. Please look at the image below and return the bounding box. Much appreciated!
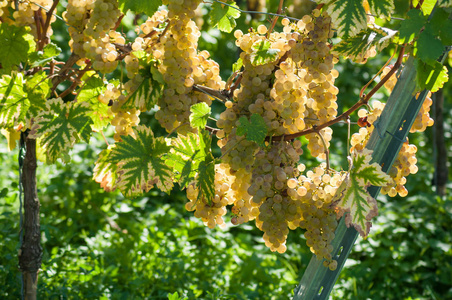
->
[63,0,122,73]
[199,9,341,267]
[1,0,56,41]
[152,0,224,133]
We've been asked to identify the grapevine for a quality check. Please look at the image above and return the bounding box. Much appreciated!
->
[1,0,450,294]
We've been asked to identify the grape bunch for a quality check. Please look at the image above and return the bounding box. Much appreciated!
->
[64,0,122,73]
[152,1,224,133]
[381,66,434,133]
[185,165,235,229]
[212,10,343,263]
[380,141,417,197]
[8,0,56,41]
[350,100,420,198]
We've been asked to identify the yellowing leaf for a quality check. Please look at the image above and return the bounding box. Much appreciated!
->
[109,125,173,196]
[1,127,21,151]
[325,0,367,38]
[93,146,118,192]
[166,132,205,188]
[28,98,93,163]
[0,73,28,127]
[331,149,391,237]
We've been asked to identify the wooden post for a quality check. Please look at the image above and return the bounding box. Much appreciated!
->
[18,137,41,300]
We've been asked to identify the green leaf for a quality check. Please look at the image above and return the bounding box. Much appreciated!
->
[118,0,162,16]
[415,59,449,92]
[250,40,280,66]
[93,146,118,192]
[331,149,391,237]
[109,125,173,196]
[0,23,35,72]
[197,152,215,204]
[415,26,445,64]
[439,0,452,7]
[210,0,241,33]
[78,76,112,131]
[198,128,212,156]
[24,71,50,121]
[232,57,243,73]
[334,27,396,59]
[166,133,205,189]
[236,113,268,147]
[397,9,427,43]
[189,102,211,129]
[122,76,162,112]
[0,73,28,127]
[29,98,93,163]
[167,292,181,300]
[28,43,62,67]
[413,0,436,15]
[367,0,394,16]
[324,0,367,38]
[429,7,452,46]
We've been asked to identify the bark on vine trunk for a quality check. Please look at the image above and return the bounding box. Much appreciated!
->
[433,89,448,198]
[18,137,41,300]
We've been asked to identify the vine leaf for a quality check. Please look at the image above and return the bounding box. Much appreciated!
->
[197,152,215,204]
[122,65,163,111]
[78,75,112,131]
[397,9,427,44]
[93,146,118,192]
[166,133,206,189]
[117,0,162,16]
[0,23,35,73]
[28,43,62,67]
[415,0,436,15]
[0,127,21,151]
[367,0,394,16]
[415,26,445,64]
[0,73,28,127]
[210,0,240,33]
[232,57,243,73]
[415,59,449,93]
[109,125,173,197]
[236,113,268,147]
[189,102,211,129]
[430,7,452,46]
[333,27,396,59]
[323,0,367,38]
[24,71,50,121]
[331,149,392,238]
[29,98,93,163]
[251,40,280,66]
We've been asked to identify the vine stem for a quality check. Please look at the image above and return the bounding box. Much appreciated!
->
[193,84,230,102]
[314,129,330,172]
[39,0,59,50]
[359,45,398,99]
[267,0,285,38]
[269,45,406,142]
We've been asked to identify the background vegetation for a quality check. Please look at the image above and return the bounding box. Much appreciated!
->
[1,0,451,299]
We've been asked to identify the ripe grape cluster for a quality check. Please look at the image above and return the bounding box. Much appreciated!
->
[6,0,56,41]
[185,165,234,229]
[64,0,122,73]
[381,141,417,197]
[206,9,342,266]
[152,0,224,133]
